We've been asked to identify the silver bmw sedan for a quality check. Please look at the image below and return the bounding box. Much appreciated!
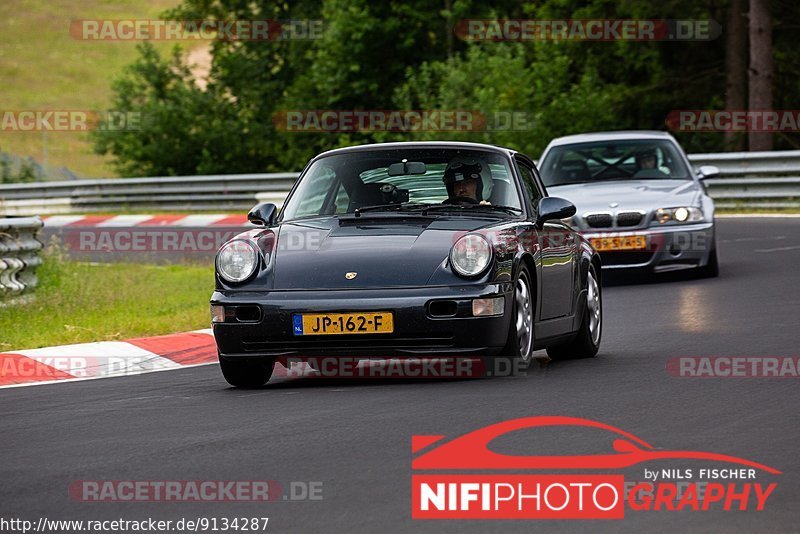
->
[538,131,719,277]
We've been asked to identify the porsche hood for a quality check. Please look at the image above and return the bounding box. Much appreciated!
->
[267,217,495,289]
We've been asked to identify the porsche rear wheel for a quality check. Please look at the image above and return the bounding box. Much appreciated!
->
[546,264,601,360]
[219,356,275,388]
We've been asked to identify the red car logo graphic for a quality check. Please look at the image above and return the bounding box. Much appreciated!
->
[412,416,781,473]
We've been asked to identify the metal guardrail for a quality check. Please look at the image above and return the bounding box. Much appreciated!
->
[1,150,799,215]
[0,217,44,301]
[689,150,800,176]
[0,173,298,215]
[689,151,800,209]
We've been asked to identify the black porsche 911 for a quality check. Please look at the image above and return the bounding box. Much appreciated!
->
[210,142,602,387]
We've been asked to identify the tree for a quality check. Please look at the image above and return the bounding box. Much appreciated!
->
[748,0,774,151]
[392,43,624,157]
[92,43,267,176]
[724,0,748,151]
[94,0,794,176]
[0,152,38,184]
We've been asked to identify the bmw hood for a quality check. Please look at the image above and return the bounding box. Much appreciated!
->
[548,179,701,216]
[270,217,494,289]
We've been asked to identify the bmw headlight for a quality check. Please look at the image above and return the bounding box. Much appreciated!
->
[450,234,492,277]
[216,240,259,283]
[654,207,704,225]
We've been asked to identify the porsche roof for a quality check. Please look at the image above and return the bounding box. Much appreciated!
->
[314,141,518,159]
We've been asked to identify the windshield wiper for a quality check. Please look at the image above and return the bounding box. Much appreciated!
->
[352,202,430,217]
[351,202,523,218]
[469,204,524,215]
[412,204,522,216]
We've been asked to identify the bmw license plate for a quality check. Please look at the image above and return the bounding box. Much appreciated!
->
[293,312,394,335]
[590,235,647,252]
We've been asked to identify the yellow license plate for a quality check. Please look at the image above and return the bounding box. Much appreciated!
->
[590,235,647,252]
[293,312,394,335]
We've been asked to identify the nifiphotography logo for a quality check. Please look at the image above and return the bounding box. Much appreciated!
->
[411,417,780,520]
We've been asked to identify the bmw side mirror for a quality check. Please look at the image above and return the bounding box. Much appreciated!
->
[248,202,278,226]
[536,197,576,227]
[696,165,720,180]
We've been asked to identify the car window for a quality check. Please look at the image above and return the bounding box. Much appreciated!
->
[360,164,449,203]
[515,160,541,213]
[333,183,350,213]
[538,139,692,187]
[359,163,517,205]
[289,166,339,218]
[281,148,524,221]
[484,164,518,207]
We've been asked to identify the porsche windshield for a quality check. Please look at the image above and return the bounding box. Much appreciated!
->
[539,139,692,187]
[280,148,522,221]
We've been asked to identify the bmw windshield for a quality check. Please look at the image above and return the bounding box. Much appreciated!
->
[280,148,523,221]
[539,140,693,187]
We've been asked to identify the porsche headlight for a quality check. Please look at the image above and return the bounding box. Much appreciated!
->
[216,240,259,283]
[654,207,704,225]
[450,234,492,277]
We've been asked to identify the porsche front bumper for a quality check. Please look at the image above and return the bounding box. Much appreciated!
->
[211,282,513,359]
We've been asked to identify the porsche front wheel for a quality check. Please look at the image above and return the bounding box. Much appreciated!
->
[219,356,275,388]
[547,264,601,360]
[484,266,534,377]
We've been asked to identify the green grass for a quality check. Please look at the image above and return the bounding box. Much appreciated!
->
[0,251,214,351]
[0,0,184,178]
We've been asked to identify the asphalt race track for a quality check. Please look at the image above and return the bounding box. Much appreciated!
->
[2,217,799,533]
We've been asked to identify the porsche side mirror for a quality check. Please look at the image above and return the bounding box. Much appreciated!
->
[536,197,576,227]
[248,202,278,226]
[696,165,720,180]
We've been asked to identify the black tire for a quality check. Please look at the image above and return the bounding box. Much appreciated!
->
[696,246,719,278]
[546,264,602,360]
[219,356,274,388]
[483,266,535,377]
